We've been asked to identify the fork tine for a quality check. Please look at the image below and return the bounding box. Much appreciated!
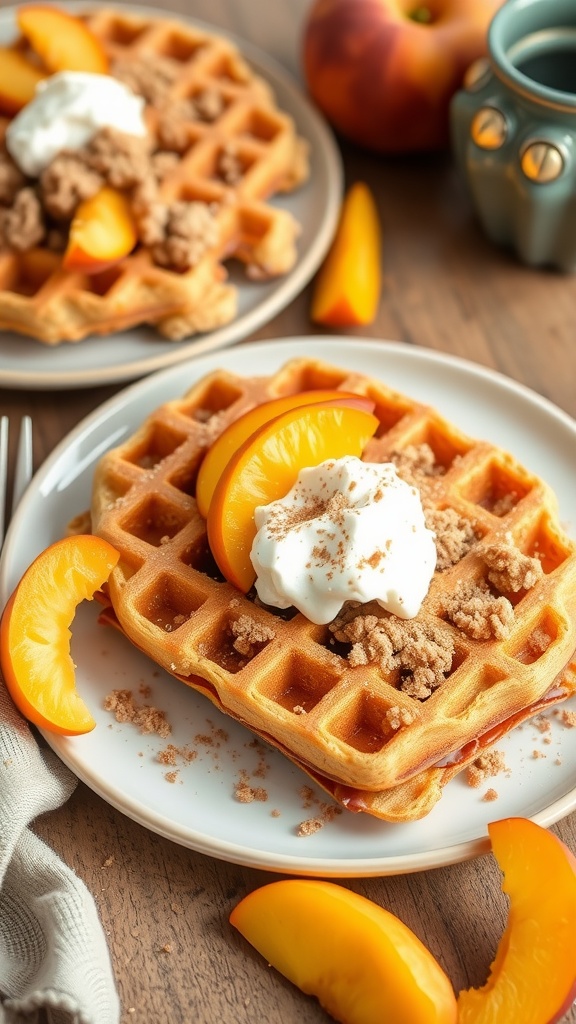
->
[11,415,33,517]
[0,415,8,548]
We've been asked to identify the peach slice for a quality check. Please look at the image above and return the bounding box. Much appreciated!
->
[17,5,109,74]
[457,817,576,1024]
[0,535,120,735]
[311,181,382,326]
[63,187,137,274]
[207,398,378,591]
[230,879,458,1024]
[0,47,45,115]
[196,389,367,518]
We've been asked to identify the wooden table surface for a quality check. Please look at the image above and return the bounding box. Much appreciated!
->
[1,1,576,1022]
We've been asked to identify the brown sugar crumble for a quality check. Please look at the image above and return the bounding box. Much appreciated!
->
[330,604,454,699]
[234,769,268,804]
[466,749,509,788]
[230,615,276,657]
[157,742,198,767]
[424,505,479,571]
[103,689,171,737]
[443,579,514,641]
[480,534,544,593]
[560,710,576,728]
[296,785,342,836]
[390,443,444,486]
[0,116,222,272]
[482,788,499,802]
[385,705,418,731]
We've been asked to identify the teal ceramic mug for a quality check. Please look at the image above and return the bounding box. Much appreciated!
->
[451,0,576,271]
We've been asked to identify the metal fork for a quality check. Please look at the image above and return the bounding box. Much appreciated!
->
[0,415,33,551]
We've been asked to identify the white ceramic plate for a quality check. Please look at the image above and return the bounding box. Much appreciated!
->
[2,338,576,877]
[0,5,342,391]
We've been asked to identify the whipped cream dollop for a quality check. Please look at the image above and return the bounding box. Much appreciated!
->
[6,71,147,177]
[250,456,437,625]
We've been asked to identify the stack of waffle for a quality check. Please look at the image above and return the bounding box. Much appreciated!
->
[90,358,576,821]
[0,7,309,343]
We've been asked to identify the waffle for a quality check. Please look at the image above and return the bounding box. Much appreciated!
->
[0,7,309,344]
[90,358,576,821]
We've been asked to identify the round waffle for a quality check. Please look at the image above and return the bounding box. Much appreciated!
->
[0,7,309,343]
[90,358,576,820]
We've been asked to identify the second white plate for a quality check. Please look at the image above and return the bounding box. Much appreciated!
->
[0,5,342,391]
[1,338,576,876]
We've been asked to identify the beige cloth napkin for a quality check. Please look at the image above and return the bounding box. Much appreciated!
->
[0,685,120,1024]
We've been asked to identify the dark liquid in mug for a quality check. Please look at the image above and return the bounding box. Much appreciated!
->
[516,49,576,93]
[510,30,576,95]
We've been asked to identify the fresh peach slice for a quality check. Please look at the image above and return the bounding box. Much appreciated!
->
[311,181,382,326]
[230,879,458,1024]
[17,5,108,74]
[0,47,45,115]
[207,398,378,592]
[63,187,137,275]
[196,389,367,518]
[457,817,576,1024]
[0,535,120,735]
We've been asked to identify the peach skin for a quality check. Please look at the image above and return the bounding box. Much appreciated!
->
[302,0,504,153]
[311,181,381,326]
[0,535,119,735]
[63,187,137,274]
[207,398,378,591]
[457,817,576,1024]
[17,5,109,74]
[196,389,372,518]
[230,879,458,1024]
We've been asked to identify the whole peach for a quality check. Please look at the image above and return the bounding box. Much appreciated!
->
[302,0,504,153]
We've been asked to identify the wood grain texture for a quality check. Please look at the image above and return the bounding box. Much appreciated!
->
[1,0,575,1021]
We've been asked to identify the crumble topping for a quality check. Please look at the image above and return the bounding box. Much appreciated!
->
[190,87,225,123]
[1,104,222,271]
[480,534,544,592]
[491,492,517,517]
[482,788,498,802]
[526,628,552,657]
[150,200,220,271]
[466,749,508,787]
[443,579,514,640]
[234,768,268,803]
[0,147,25,205]
[391,443,444,485]
[103,688,171,737]
[0,187,44,251]
[425,504,478,571]
[384,705,418,730]
[111,55,181,105]
[330,605,454,698]
[39,153,103,218]
[229,615,276,657]
[83,126,151,189]
[218,143,244,186]
[296,785,342,836]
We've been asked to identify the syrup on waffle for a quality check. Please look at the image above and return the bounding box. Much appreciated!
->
[90,358,576,821]
[0,8,309,344]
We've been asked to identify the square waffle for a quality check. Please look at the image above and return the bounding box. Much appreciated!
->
[0,7,309,344]
[90,358,576,821]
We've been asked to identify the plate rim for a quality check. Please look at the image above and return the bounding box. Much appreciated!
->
[0,2,343,391]
[2,335,576,877]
